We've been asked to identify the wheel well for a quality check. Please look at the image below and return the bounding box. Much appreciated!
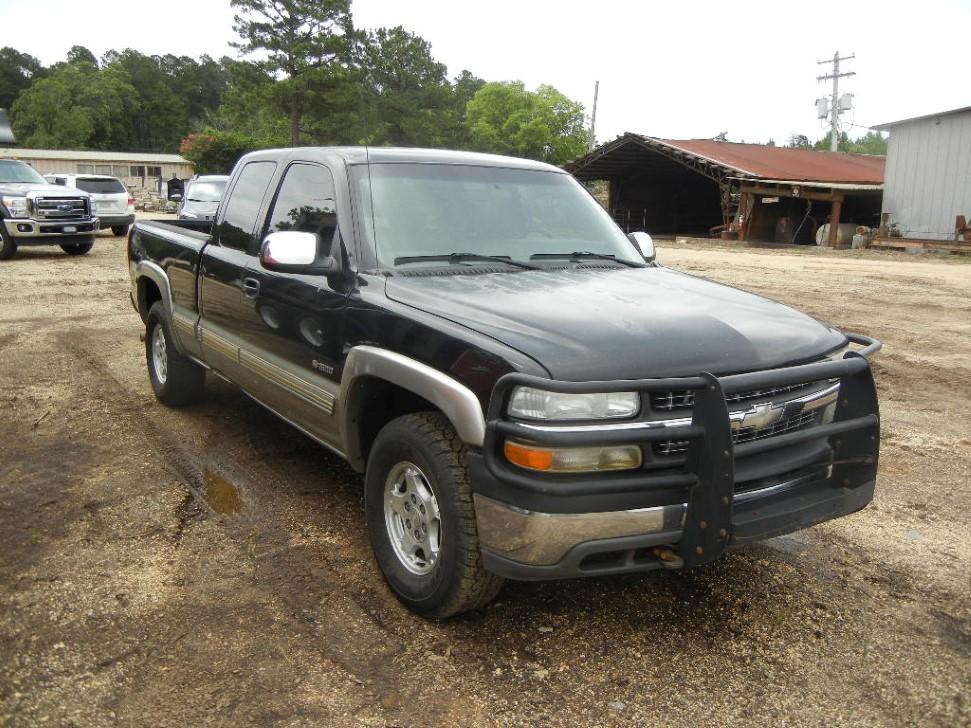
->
[138,277,162,322]
[347,376,440,470]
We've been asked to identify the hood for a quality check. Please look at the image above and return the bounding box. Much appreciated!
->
[0,182,89,197]
[385,266,846,380]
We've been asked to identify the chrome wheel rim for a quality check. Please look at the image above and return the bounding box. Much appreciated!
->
[151,324,168,385]
[383,461,441,576]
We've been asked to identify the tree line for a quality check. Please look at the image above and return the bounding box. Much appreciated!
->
[0,0,590,173]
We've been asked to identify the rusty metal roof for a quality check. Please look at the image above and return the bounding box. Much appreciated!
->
[566,133,885,185]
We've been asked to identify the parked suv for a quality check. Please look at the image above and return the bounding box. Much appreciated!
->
[177,174,229,223]
[46,173,135,236]
[0,159,98,260]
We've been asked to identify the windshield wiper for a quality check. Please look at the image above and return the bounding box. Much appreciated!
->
[529,251,646,268]
[394,253,540,270]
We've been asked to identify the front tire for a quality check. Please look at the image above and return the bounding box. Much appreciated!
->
[111,225,129,237]
[145,301,205,407]
[61,241,93,255]
[365,412,503,618]
[0,228,17,260]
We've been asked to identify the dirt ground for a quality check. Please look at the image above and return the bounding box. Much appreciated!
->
[1,225,969,727]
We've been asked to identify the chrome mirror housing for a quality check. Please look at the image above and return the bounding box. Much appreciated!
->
[627,231,656,263]
[259,230,339,274]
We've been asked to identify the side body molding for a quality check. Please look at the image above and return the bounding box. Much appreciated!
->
[338,346,487,469]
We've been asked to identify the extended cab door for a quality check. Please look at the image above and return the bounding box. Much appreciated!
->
[237,162,350,450]
[197,160,277,383]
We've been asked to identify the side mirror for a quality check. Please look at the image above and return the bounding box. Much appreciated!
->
[259,230,340,275]
[628,231,656,263]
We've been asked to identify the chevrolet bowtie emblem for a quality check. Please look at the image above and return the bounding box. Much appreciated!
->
[736,402,785,430]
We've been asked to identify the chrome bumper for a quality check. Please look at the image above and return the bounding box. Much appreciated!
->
[474,467,840,571]
[475,494,686,566]
[3,217,99,237]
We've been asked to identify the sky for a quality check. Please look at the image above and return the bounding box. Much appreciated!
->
[3,0,970,145]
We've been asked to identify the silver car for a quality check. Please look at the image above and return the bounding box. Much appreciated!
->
[177,175,229,222]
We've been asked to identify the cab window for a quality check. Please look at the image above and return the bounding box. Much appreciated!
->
[265,163,339,254]
[217,161,276,251]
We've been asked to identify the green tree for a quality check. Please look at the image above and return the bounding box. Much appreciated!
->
[66,45,98,67]
[208,58,291,146]
[359,26,455,147]
[179,128,269,174]
[231,0,353,145]
[787,134,812,149]
[11,62,139,149]
[105,50,187,152]
[0,47,43,110]
[811,130,887,154]
[465,81,589,164]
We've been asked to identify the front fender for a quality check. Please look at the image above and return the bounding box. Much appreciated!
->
[338,346,487,469]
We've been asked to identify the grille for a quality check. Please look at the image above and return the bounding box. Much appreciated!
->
[651,381,817,411]
[32,197,89,220]
[653,409,820,457]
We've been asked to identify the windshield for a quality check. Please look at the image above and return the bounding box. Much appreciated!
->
[354,163,639,269]
[186,179,227,202]
[0,161,47,185]
[75,177,126,194]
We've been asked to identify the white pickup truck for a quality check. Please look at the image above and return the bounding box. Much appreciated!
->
[0,159,98,260]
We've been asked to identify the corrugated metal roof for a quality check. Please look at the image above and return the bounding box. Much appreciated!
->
[0,147,190,163]
[650,137,884,183]
[566,133,885,185]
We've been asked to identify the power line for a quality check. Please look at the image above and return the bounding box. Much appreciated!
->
[817,51,855,152]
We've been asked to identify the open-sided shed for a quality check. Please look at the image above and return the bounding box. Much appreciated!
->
[566,134,885,246]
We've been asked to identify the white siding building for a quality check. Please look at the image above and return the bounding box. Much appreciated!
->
[0,148,194,190]
[876,106,971,241]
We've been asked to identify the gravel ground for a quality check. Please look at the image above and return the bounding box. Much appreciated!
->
[1,226,969,727]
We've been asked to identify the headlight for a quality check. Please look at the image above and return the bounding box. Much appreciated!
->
[180,210,198,218]
[508,386,639,420]
[1,196,29,218]
[505,439,642,472]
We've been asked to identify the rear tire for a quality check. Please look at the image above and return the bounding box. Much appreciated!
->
[0,228,17,260]
[145,301,205,407]
[61,241,93,255]
[365,412,503,618]
[111,225,129,237]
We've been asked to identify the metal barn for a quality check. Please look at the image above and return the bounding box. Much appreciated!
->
[0,147,194,190]
[872,106,971,253]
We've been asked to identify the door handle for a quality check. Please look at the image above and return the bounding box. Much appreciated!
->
[241,277,260,299]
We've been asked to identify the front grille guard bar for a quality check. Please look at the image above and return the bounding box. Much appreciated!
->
[483,333,881,568]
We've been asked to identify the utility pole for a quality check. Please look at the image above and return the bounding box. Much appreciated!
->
[817,51,855,152]
[589,80,599,150]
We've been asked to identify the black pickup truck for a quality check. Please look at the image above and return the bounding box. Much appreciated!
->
[128,147,881,618]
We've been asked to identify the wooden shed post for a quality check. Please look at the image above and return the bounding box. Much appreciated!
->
[827,196,843,247]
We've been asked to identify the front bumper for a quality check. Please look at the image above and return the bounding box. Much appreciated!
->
[4,217,99,241]
[473,334,881,580]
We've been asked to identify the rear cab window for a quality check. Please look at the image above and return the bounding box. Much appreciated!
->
[216,161,277,252]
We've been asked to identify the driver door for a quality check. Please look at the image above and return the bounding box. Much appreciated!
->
[238,162,350,451]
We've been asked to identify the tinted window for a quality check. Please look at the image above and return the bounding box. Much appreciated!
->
[75,177,127,194]
[218,161,276,251]
[266,164,338,250]
[186,179,227,202]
